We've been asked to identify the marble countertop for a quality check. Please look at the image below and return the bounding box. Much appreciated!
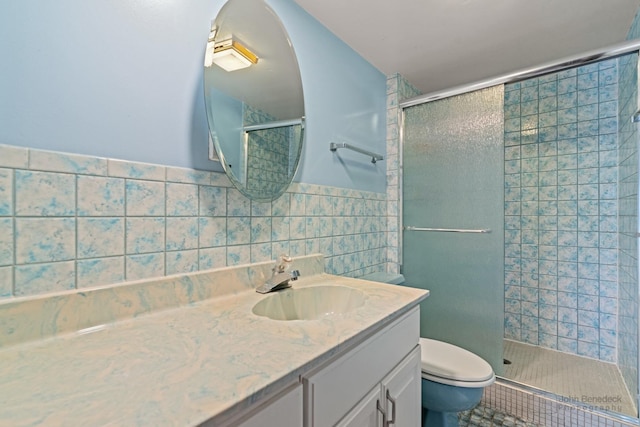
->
[0,269,428,426]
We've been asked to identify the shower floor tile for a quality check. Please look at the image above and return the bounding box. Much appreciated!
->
[503,339,637,417]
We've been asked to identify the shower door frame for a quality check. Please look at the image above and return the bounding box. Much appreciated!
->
[397,38,640,419]
[399,38,640,265]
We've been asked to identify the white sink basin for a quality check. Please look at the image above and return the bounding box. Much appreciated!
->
[252,285,366,321]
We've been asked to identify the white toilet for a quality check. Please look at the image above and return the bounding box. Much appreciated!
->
[361,273,496,427]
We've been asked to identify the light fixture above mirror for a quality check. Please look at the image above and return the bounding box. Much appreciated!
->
[205,36,259,72]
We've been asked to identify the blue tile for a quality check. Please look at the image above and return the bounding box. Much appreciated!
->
[166,250,199,275]
[0,169,12,216]
[577,119,599,137]
[559,307,577,323]
[558,235,578,251]
[227,217,251,245]
[126,218,165,254]
[30,150,106,175]
[251,217,272,244]
[598,67,617,86]
[558,337,578,353]
[15,218,75,263]
[599,117,617,135]
[77,257,124,288]
[15,171,75,216]
[77,218,124,258]
[0,218,13,266]
[558,322,577,339]
[227,244,251,266]
[578,325,599,343]
[539,81,557,98]
[521,86,538,102]
[199,186,226,217]
[598,84,617,102]
[521,100,538,115]
[77,176,125,216]
[126,253,164,280]
[577,88,599,106]
[558,77,577,94]
[125,180,165,216]
[166,183,198,216]
[165,217,198,251]
[578,71,598,90]
[0,266,12,298]
[14,261,75,296]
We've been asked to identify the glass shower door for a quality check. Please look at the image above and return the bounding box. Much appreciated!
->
[402,86,505,374]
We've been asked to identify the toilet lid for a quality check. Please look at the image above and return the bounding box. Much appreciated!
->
[419,338,494,384]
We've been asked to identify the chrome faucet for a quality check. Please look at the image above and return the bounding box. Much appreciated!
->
[256,255,300,294]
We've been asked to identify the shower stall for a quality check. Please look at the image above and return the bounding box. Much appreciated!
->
[398,41,640,421]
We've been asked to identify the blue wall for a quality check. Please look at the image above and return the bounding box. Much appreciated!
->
[0,0,387,193]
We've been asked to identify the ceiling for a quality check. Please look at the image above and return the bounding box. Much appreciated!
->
[293,0,640,96]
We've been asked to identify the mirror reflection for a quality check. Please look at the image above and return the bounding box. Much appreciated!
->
[204,0,305,201]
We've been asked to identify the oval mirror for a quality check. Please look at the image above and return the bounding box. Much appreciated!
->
[204,0,305,201]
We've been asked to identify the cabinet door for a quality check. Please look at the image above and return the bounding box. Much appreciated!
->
[336,386,381,427]
[304,308,420,427]
[381,346,421,427]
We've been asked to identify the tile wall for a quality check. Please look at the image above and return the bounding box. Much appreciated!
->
[0,144,387,299]
[503,59,620,361]
[385,73,421,273]
[244,104,301,198]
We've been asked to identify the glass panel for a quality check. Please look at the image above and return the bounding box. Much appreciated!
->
[402,86,505,374]
[618,51,639,412]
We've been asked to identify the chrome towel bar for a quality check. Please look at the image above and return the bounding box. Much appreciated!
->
[243,117,304,132]
[330,142,384,164]
[404,226,492,234]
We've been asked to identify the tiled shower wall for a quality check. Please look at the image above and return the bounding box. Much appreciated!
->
[385,73,421,273]
[244,105,301,198]
[0,144,387,299]
[503,59,620,361]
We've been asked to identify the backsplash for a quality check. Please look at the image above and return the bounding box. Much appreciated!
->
[0,254,325,348]
[0,144,387,299]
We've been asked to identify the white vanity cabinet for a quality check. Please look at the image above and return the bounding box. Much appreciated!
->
[303,307,421,427]
[213,306,421,427]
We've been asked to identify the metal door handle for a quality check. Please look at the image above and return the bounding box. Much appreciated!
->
[404,226,491,234]
[377,399,387,426]
[386,390,396,426]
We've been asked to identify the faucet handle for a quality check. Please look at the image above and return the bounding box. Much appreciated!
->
[290,270,300,281]
[273,254,293,273]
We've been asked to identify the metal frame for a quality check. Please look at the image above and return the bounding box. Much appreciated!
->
[400,39,640,109]
[404,226,491,234]
[398,38,640,267]
[243,117,304,132]
[397,38,640,417]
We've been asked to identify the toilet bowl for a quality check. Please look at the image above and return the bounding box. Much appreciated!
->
[420,338,495,427]
[360,273,495,427]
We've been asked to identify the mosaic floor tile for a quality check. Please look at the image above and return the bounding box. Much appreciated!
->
[459,404,541,427]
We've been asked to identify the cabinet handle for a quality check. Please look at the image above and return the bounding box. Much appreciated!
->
[386,390,397,426]
[377,399,387,426]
